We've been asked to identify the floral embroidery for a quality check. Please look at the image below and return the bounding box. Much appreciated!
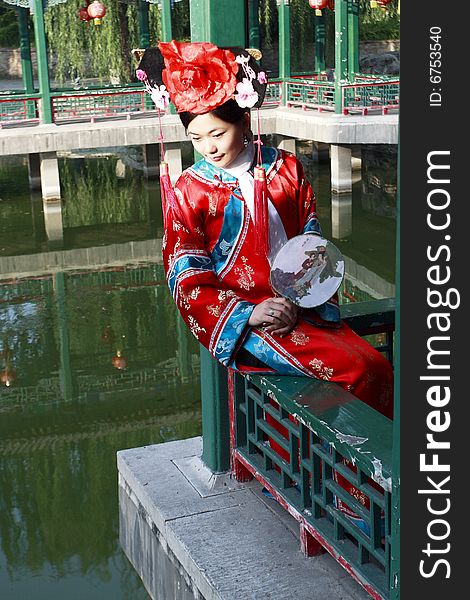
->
[290,330,310,346]
[188,316,206,339]
[207,304,222,317]
[309,358,333,380]
[218,289,237,302]
[162,230,168,250]
[180,286,201,310]
[167,238,181,269]
[208,190,218,216]
[234,256,255,291]
[194,226,204,237]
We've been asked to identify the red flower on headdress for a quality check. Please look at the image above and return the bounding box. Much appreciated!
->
[158,41,239,114]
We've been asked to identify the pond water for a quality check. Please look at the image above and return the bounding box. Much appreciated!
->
[0,141,396,600]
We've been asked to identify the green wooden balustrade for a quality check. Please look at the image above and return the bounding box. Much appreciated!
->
[229,298,397,600]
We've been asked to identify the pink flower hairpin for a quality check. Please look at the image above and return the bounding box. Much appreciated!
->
[136,69,170,111]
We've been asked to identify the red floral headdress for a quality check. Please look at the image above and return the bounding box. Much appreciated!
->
[135,41,269,257]
[136,41,267,114]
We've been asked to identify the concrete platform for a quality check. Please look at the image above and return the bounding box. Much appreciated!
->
[0,238,163,281]
[0,109,398,157]
[117,437,370,600]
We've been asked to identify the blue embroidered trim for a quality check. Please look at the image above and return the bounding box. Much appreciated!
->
[302,215,322,235]
[210,195,244,276]
[167,254,213,297]
[235,331,307,376]
[190,146,279,184]
[213,301,255,366]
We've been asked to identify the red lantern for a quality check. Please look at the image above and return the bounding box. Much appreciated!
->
[1,368,16,387]
[371,0,391,7]
[87,0,107,26]
[78,6,91,22]
[112,350,128,370]
[309,1,328,17]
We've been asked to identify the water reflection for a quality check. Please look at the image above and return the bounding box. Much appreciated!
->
[0,264,201,600]
[0,142,396,599]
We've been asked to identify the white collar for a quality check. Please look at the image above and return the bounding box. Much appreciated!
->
[221,142,256,178]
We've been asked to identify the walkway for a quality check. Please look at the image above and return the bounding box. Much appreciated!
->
[0,108,398,157]
[119,436,370,600]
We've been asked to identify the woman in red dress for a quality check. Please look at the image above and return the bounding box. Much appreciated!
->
[137,40,393,420]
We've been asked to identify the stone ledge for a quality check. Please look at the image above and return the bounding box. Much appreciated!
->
[0,109,398,157]
[117,437,370,600]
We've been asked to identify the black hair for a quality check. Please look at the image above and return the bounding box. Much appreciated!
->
[179,99,249,130]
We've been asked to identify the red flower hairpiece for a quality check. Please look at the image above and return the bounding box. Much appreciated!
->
[158,41,239,114]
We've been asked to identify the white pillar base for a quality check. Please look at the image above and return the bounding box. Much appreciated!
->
[164,144,183,185]
[115,159,126,179]
[278,138,296,155]
[40,152,63,244]
[331,193,353,239]
[331,144,352,194]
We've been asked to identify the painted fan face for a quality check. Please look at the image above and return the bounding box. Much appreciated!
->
[270,234,345,308]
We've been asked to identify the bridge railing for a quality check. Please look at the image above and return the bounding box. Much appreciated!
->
[0,75,399,126]
[0,94,41,127]
[51,86,146,123]
[342,80,400,115]
[285,79,335,112]
[229,299,398,600]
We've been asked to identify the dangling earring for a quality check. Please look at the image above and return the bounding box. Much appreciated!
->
[243,135,249,148]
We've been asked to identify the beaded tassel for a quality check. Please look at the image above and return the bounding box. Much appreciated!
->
[254,166,269,258]
[159,161,187,230]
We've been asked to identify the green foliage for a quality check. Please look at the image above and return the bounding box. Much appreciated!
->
[359,0,400,40]
[290,0,315,73]
[172,0,190,41]
[44,0,156,84]
[0,7,19,47]
[60,157,146,228]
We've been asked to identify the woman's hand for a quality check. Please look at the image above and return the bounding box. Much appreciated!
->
[248,297,299,337]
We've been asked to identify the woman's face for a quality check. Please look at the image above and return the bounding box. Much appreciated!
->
[186,112,250,169]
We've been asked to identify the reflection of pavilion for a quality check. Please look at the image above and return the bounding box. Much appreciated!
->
[0,238,163,280]
[341,254,395,302]
[0,263,198,402]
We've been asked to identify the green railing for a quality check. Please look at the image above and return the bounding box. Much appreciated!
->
[0,74,399,127]
[342,80,400,116]
[0,94,40,126]
[229,299,397,600]
[285,79,335,111]
[51,87,146,123]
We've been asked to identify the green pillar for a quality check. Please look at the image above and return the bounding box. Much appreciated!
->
[278,0,290,107]
[188,0,246,473]
[54,272,74,401]
[18,8,34,93]
[278,0,290,79]
[159,0,176,114]
[32,0,53,124]
[314,13,326,74]
[348,0,360,79]
[200,347,230,473]
[247,0,260,49]
[160,0,172,42]
[189,0,246,46]
[138,0,150,48]
[334,0,348,114]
